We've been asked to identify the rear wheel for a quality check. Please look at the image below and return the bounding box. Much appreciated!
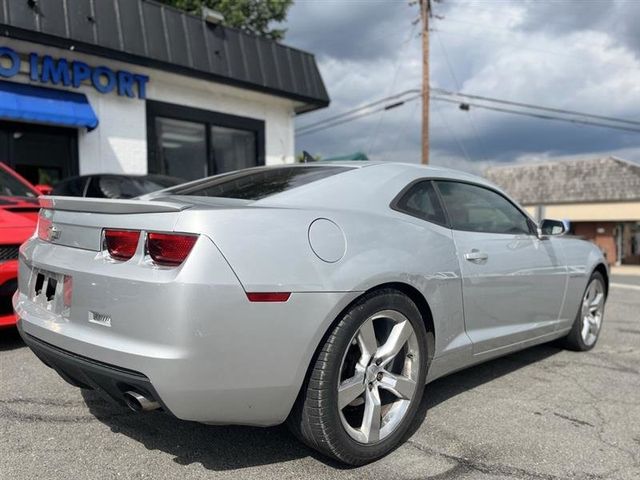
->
[563,272,606,351]
[287,289,429,465]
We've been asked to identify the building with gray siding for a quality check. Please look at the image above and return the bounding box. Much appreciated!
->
[485,157,640,265]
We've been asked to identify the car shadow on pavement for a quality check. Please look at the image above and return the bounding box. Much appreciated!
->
[82,389,315,469]
[82,343,562,471]
[403,342,562,443]
[0,327,25,351]
[424,342,562,411]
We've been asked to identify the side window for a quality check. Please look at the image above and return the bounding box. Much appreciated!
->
[99,177,140,199]
[51,177,88,197]
[435,181,531,235]
[89,176,140,199]
[85,177,106,198]
[393,180,447,226]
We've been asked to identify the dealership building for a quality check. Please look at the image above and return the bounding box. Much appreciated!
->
[0,0,328,186]
[485,157,640,265]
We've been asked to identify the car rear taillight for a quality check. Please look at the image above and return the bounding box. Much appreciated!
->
[104,229,140,261]
[146,232,198,267]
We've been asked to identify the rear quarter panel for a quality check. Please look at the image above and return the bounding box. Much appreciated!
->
[174,207,468,363]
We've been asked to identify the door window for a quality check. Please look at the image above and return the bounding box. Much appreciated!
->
[84,176,106,198]
[435,181,531,235]
[52,177,90,197]
[393,180,447,226]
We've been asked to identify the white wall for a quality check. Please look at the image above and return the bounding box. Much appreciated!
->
[3,38,299,175]
[78,88,148,174]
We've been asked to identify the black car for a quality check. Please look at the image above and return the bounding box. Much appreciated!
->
[52,174,185,199]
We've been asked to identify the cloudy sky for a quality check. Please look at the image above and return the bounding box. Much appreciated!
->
[283,0,640,173]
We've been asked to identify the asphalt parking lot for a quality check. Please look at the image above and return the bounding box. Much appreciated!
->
[1,277,639,480]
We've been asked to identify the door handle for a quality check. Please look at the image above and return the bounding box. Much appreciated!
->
[464,249,489,263]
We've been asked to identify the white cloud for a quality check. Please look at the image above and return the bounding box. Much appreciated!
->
[285,0,640,172]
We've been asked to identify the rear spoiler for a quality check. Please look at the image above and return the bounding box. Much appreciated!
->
[39,196,190,214]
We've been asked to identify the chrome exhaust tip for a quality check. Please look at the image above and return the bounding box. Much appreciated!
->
[123,391,160,412]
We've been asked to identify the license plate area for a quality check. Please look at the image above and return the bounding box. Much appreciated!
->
[29,269,71,316]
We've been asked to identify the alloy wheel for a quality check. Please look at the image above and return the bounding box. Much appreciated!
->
[337,309,420,444]
[580,278,605,346]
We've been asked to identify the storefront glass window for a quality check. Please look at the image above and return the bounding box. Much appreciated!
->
[210,125,257,173]
[156,117,207,181]
[148,101,265,181]
[0,122,77,186]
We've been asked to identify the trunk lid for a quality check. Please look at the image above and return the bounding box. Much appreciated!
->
[39,196,195,251]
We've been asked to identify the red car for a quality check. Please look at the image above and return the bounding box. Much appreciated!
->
[0,163,43,327]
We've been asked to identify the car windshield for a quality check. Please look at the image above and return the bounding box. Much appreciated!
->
[164,166,353,201]
[0,166,36,198]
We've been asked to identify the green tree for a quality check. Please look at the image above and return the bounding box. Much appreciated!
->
[157,0,293,41]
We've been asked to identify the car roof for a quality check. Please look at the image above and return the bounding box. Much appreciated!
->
[247,161,507,213]
[145,161,526,219]
[259,160,487,181]
[304,160,493,185]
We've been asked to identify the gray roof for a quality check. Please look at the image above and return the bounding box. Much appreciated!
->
[484,157,640,205]
[0,0,329,113]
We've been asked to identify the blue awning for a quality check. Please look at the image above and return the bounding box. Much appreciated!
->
[0,80,98,130]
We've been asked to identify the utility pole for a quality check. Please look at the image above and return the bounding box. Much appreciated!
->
[420,0,431,164]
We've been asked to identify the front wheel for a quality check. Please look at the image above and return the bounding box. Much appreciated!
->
[287,289,430,465]
[562,271,606,351]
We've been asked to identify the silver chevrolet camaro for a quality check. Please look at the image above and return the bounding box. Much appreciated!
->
[14,162,608,465]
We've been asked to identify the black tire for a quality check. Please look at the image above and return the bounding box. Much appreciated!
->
[562,271,606,351]
[287,288,431,465]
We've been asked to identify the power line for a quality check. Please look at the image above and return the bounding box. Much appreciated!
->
[296,88,640,137]
[433,29,489,160]
[367,20,419,156]
[296,94,421,137]
[433,101,471,163]
[296,89,420,133]
[431,95,640,134]
[386,96,421,161]
[433,88,640,127]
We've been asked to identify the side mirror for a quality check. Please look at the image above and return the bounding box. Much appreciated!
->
[35,184,53,195]
[539,219,567,237]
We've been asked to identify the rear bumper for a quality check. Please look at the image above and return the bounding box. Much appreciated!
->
[15,236,361,426]
[17,319,170,413]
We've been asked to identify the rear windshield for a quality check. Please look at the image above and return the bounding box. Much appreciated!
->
[165,166,353,201]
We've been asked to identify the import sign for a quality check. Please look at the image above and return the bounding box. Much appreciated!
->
[0,46,149,99]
